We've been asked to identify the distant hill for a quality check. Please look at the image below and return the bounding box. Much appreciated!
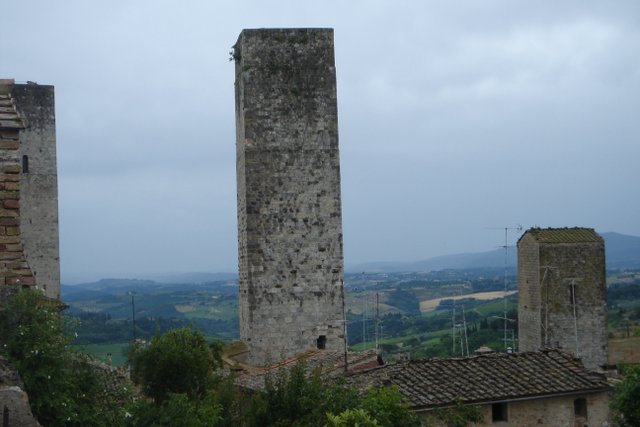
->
[61,277,238,301]
[602,232,640,269]
[349,231,640,273]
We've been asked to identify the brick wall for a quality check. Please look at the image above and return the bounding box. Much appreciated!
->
[423,392,610,427]
[0,86,36,295]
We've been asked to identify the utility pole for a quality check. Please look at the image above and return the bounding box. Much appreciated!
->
[130,291,136,343]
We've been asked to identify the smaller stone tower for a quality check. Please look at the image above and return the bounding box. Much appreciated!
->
[518,227,607,370]
[0,79,60,301]
[12,83,61,300]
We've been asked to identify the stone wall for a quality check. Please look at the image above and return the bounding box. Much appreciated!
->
[0,356,41,427]
[518,229,608,370]
[234,28,346,365]
[12,84,60,300]
[518,233,541,351]
[423,392,611,427]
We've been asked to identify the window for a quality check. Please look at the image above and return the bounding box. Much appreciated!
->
[492,403,508,422]
[574,398,587,419]
[22,155,29,174]
[316,335,326,349]
[569,283,577,305]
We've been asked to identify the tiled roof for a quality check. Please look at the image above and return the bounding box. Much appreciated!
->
[521,227,602,244]
[0,79,24,130]
[346,350,611,409]
[235,349,380,391]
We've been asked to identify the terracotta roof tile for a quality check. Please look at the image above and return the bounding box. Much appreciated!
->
[346,350,611,409]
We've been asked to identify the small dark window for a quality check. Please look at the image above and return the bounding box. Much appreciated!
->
[492,402,508,422]
[316,335,326,349]
[574,398,587,419]
[22,155,29,174]
[569,284,576,305]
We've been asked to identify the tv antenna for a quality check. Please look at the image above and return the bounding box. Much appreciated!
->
[486,225,522,351]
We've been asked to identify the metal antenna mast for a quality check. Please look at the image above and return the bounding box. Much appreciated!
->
[375,292,380,352]
[487,225,522,351]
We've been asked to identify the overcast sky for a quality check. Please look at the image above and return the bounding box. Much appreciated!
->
[2,1,639,283]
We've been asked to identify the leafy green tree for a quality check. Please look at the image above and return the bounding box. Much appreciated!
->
[612,364,640,426]
[244,362,360,427]
[245,361,420,427]
[0,289,133,427]
[360,387,421,427]
[128,327,222,404]
[326,408,382,427]
[430,400,483,427]
[128,392,222,427]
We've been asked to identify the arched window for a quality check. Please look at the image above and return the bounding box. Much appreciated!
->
[316,335,327,349]
[22,155,29,174]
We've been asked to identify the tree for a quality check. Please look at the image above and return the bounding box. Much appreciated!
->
[128,392,222,427]
[128,327,222,404]
[359,387,421,427]
[612,363,640,426]
[326,408,382,427]
[244,362,360,427]
[0,289,133,427]
[430,400,483,427]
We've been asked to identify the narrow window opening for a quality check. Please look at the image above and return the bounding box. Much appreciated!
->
[316,335,326,349]
[569,283,577,305]
[492,402,508,422]
[574,398,587,419]
[22,155,29,174]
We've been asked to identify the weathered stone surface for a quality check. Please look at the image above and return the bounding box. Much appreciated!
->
[518,228,608,370]
[234,28,346,365]
[11,84,60,299]
[0,356,41,427]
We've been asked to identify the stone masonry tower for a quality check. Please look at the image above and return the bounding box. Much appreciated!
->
[234,28,346,365]
[518,228,607,370]
[12,83,61,300]
[0,80,60,301]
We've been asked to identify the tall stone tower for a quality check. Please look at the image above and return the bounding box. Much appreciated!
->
[0,80,60,301]
[234,28,346,365]
[518,228,607,370]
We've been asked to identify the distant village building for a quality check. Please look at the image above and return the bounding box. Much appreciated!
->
[0,79,60,300]
[347,350,612,427]
[233,29,346,365]
[518,227,607,370]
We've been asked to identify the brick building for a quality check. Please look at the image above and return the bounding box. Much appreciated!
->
[234,29,346,365]
[517,228,607,370]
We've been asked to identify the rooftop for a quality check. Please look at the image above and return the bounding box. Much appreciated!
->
[521,227,603,244]
[346,350,611,410]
